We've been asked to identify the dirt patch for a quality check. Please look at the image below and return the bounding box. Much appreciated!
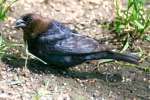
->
[0,0,150,100]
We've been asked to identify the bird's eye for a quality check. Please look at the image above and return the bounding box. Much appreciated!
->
[23,16,32,22]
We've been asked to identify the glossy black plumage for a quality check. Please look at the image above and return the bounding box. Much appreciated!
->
[15,13,139,68]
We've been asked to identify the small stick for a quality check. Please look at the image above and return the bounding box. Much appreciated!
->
[24,41,47,68]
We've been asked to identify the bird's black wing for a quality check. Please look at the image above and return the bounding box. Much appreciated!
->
[54,34,109,54]
[38,20,110,55]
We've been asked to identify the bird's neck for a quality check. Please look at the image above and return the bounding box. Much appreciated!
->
[33,19,50,35]
[23,19,51,41]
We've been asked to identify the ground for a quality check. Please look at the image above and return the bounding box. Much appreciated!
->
[0,0,150,100]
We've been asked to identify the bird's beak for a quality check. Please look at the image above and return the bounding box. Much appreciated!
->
[15,18,26,29]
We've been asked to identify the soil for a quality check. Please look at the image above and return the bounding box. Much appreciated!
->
[0,0,150,100]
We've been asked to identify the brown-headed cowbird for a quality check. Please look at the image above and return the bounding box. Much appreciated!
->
[15,13,139,68]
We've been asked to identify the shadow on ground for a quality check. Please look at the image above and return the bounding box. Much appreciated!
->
[1,54,122,82]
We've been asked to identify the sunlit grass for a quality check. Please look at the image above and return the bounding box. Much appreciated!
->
[0,0,18,58]
[108,0,150,50]
[0,35,9,58]
[0,0,17,20]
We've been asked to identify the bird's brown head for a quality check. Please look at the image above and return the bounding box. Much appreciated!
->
[15,13,50,40]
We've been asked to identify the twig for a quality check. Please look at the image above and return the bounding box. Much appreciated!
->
[25,41,29,68]
[24,41,47,68]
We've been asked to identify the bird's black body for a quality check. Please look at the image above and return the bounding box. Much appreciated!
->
[26,21,98,67]
[15,13,139,68]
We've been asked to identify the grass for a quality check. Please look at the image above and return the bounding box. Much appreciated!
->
[0,0,17,20]
[0,0,18,58]
[108,0,150,50]
[0,35,9,58]
[0,34,24,58]
[100,0,150,70]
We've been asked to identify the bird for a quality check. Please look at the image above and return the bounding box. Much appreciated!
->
[15,13,139,68]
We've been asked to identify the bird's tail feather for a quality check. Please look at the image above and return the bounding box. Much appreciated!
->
[82,51,139,64]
